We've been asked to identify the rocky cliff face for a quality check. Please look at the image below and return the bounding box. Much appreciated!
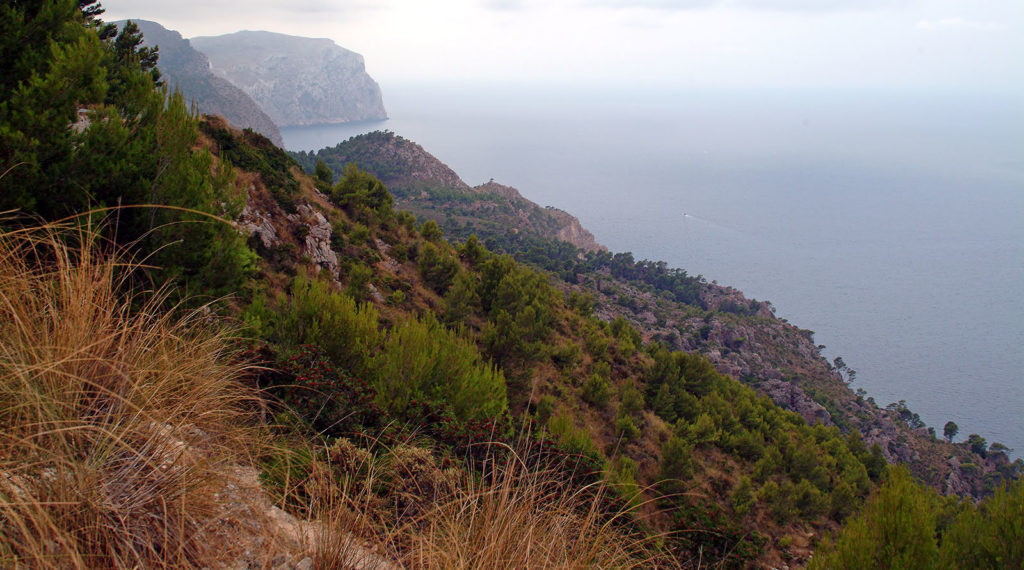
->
[190,31,387,128]
[120,20,283,147]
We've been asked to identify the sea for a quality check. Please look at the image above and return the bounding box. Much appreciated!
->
[282,83,1024,458]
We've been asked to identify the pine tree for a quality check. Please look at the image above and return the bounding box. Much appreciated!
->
[810,467,939,570]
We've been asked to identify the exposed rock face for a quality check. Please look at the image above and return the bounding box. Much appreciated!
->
[239,187,281,249]
[759,379,832,426]
[190,31,387,127]
[119,20,284,147]
[288,204,339,276]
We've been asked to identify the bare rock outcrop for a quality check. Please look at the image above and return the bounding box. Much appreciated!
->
[288,204,339,276]
[239,191,281,249]
[760,379,832,426]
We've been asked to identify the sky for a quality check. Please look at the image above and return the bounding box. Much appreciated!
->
[100,0,1023,91]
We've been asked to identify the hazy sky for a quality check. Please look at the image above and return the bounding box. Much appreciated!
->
[101,0,1022,91]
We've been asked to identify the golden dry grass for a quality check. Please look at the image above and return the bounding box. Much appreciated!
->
[269,432,675,569]
[0,225,261,568]
[395,447,668,569]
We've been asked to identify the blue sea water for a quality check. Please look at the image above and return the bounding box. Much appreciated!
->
[282,83,1024,457]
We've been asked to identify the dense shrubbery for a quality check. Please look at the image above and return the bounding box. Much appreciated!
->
[374,314,507,422]
[331,162,393,217]
[247,272,507,426]
[812,467,1024,569]
[252,343,381,436]
[641,342,878,564]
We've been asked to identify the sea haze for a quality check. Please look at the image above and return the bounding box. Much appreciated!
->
[283,83,1024,456]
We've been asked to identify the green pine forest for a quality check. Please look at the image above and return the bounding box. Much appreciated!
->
[1,2,1021,568]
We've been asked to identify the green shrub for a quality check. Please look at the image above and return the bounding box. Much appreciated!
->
[689,413,720,447]
[732,476,755,516]
[547,412,600,458]
[344,262,374,300]
[418,242,460,293]
[549,343,581,369]
[619,384,645,416]
[794,479,828,518]
[615,414,640,442]
[443,271,481,323]
[810,467,939,569]
[535,395,557,424]
[939,478,1024,568]
[372,314,507,422]
[420,219,443,241]
[387,290,406,305]
[268,273,383,377]
[332,163,393,217]
[350,222,371,245]
[610,456,642,507]
[567,291,595,317]
[581,374,611,408]
[728,429,766,461]
[659,435,693,494]
[396,211,416,231]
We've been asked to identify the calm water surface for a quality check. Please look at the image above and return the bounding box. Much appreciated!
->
[283,84,1024,456]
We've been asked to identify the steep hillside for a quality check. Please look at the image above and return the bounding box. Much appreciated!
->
[225,120,882,567]
[117,19,284,146]
[191,31,387,127]
[296,129,1019,502]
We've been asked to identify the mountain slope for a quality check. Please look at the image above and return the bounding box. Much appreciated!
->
[296,129,1017,502]
[292,131,605,252]
[118,19,284,147]
[191,31,387,127]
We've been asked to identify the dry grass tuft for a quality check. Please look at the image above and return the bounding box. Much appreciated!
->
[0,225,262,568]
[393,443,671,570]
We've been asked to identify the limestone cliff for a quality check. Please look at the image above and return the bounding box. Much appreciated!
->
[119,20,283,147]
[190,31,387,127]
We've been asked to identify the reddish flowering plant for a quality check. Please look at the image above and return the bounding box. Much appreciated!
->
[252,343,382,436]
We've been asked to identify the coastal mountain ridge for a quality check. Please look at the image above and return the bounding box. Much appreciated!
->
[292,131,605,253]
[191,30,388,127]
[117,19,284,146]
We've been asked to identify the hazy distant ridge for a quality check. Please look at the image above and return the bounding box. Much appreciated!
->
[118,20,283,147]
[191,31,387,128]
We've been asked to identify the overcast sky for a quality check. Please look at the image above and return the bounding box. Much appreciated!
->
[100,0,1022,91]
